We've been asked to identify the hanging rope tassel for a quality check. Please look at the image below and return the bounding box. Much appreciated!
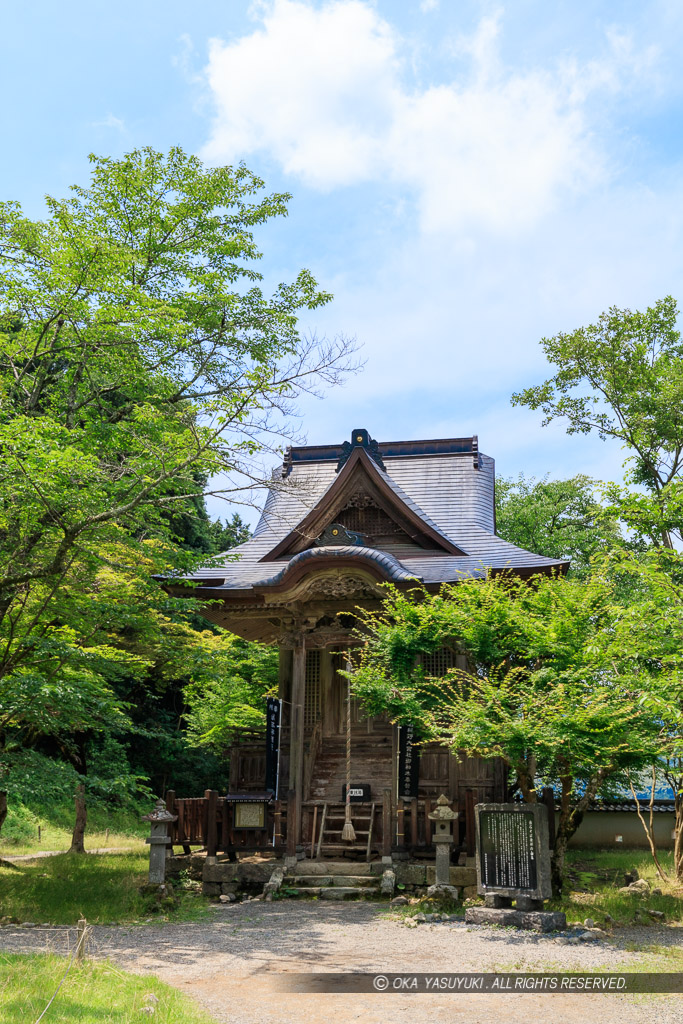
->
[341,664,356,842]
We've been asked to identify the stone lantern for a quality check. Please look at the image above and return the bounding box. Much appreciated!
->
[142,798,177,885]
[427,793,458,898]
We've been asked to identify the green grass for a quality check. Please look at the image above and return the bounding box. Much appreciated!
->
[0,853,208,926]
[0,954,215,1024]
[0,801,147,857]
[549,848,683,928]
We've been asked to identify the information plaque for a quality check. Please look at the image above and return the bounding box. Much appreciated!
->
[474,803,551,901]
[233,801,266,830]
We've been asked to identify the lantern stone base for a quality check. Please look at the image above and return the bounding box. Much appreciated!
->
[465,907,566,932]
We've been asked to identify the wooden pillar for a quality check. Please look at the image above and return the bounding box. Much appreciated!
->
[382,788,392,858]
[424,797,432,847]
[397,798,405,850]
[205,789,218,860]
[410,797,419,849]
[165,790,176,856]
[288,636,306,849]
[286,790,297,859]
[465,788,476,858]
[274,799,283,848]
[278,647,292,701]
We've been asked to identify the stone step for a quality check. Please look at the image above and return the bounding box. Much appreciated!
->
[292,861,377,876]
[290,875,377,888]
[320,886,378,900]
[281,885,378,900]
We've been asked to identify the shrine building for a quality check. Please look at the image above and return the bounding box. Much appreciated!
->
[169,429,568,860]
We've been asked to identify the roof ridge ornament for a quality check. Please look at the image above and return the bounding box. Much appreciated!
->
[314,522,366,547]
[336,429,385,472]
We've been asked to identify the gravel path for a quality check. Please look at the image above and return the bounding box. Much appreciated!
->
[2,902,682,1024]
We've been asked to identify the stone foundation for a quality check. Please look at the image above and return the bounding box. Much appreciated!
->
[465,907,566,932]
[191,855,479,900]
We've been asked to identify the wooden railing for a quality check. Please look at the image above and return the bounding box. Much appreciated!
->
[163,787,478,858]
[396,790,477,854]
[165,789,290,857]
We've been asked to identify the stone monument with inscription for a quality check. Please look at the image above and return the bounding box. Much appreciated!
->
[465,803,566,932]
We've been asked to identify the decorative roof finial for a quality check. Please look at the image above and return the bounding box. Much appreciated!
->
[336,429,385,472]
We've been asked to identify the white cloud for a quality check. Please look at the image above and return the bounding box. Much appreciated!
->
[91,114,126,132]
[419,0,439,12]
[201,0,650,234]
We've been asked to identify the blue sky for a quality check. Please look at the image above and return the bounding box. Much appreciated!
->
[3,0,683,521]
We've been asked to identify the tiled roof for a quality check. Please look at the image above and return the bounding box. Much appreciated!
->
[184,432,569,592]
[562,799,675,814]
[250,545,420,587]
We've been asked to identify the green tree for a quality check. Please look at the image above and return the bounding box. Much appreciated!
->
[511,296,683,549]
[350,573,658,893]
[0,146,355,831]
[495,473,623,576]
[207,513,251,553]
[604,550,683,879]
[183,635,278,753]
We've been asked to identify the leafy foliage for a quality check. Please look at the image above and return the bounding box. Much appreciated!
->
[0,147,353,819]
[351,572,660,891]
[495,473,625,577]
[512,296,683,548]
[184,636,278,751]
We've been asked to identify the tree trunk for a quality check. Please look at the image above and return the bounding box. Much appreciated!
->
[664,766,682,881]
[550,775,574,895]
[675,791,683,882]
[0,791,6,835]
[69,783,87,854]
[549,770,605,895]
[628,770,669,882]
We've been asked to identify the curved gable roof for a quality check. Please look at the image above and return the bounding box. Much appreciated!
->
[261,445,465,561]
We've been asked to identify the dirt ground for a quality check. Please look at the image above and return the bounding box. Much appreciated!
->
[2,901,682,1024]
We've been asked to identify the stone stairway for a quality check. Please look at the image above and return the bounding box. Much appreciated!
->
[283,859,383,899]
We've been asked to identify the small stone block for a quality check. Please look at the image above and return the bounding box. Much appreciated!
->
[380,869,396,896]
[515,896,544,911]
[485,894,512,908]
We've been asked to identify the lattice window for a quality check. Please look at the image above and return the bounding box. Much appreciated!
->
[304,649,321,728]
[421,646,460,678]
[336,499,411,543]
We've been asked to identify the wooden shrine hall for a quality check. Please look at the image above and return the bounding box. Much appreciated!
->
[170,429,568,860]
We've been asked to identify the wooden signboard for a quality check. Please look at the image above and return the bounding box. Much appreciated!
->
[474,803,551,901]
[233,801,266,830]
